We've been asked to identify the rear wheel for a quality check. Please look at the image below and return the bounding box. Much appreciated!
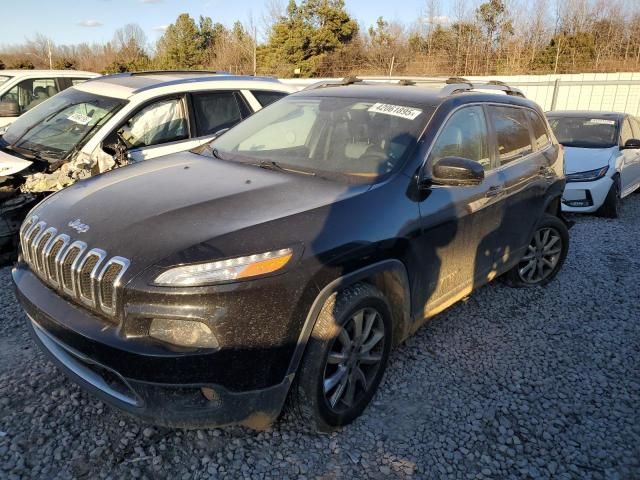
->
[504,214,569,287]
[597,179,622,218]
[288,283,392,432]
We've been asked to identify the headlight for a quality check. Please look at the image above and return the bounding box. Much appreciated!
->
[566,166,608,182]
[154,248,293,286]
[149,318,219,348]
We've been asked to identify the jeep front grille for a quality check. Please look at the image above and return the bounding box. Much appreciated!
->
[20,216,130,318]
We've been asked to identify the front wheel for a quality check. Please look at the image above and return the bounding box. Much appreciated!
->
[504,214,569,287]
[597,180,622,218]
[287,283,392,432]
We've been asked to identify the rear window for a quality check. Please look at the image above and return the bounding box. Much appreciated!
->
[252,90,288,107]
[526,110,551,150]
[488,106,533,165]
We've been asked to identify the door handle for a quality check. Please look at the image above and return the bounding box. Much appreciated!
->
[485,185,504,198]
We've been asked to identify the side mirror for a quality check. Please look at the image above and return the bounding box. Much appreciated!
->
[429,156,485,186]
[0,100,20,118]
[622,138,640,150]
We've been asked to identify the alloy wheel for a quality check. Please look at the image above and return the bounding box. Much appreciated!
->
[322,307,386,413]
[517,227,563,284]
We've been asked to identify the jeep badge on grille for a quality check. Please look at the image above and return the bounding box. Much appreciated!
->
[68,219,90,234]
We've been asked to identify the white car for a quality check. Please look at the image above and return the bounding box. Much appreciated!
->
[0,70,98,128]
[0,71,296,189]
[0,71,296,261]
[547,111,640,218]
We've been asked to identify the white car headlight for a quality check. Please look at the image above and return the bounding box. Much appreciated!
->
[565,166,608,182]
[154,248,294,286]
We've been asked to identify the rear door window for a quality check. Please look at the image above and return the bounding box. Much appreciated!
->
[251,90,288,108]
[621,118,634,145]
[120,97,189,149]
[526,110,551,150]
[429,105,491,170]
[488,106,533,166]
[192,91,245,137]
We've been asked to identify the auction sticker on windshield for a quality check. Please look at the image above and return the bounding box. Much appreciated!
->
[588,119,616,125]
[67,112,92,125]
[368,103,422,120]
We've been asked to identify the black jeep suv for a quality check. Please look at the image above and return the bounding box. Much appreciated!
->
[13,79,569,431]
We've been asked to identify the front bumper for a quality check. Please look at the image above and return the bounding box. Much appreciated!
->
[561,176,612,213]
[13,266,293,429]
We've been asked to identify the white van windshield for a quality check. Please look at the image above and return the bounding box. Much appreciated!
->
[1,88,126,160]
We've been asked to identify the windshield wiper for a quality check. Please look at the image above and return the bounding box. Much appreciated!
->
[254,160,317,176]
[257,160,286,172]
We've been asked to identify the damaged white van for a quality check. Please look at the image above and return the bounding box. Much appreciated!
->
[0,71,296,261]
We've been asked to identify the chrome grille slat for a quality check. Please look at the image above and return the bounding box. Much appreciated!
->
[20,216,38,262]
[78,249,107,307]
[97,257,130,316]
[45,234,70,287]
[62,241,87,297]
[35,227,57,275]
[19,215,130,319]
[27,221,46,265]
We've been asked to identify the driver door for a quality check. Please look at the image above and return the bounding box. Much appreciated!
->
[118,96,193,163]
[415,105,506,317]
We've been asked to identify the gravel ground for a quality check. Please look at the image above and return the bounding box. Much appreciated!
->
[1,196,640,480]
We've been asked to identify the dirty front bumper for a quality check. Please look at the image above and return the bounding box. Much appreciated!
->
[13,266,293,429]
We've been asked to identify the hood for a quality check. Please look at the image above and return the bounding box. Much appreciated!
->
[0,148,32,176]
[562,145,618,174]
[30,152,361,278]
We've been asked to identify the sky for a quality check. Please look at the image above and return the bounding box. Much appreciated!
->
[0,0,457,47]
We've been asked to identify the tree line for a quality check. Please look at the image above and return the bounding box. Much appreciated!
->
[1,0,639,77]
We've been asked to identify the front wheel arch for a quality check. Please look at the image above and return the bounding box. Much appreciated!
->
[286,260,412,382]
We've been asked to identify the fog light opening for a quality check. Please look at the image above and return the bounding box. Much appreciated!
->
[149,319,219,349]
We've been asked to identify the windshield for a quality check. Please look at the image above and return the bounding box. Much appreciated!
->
[547,116,619,148]
[1,87,126,160]
[0,76,11,87]
[205,95,432,182]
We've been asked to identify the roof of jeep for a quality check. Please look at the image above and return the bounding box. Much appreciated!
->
[292,83,539,109]
[73,72,293,99]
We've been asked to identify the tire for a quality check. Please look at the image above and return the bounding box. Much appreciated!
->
[597,179,622,218]
[504,214,569,288]
[287,283,393,432]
